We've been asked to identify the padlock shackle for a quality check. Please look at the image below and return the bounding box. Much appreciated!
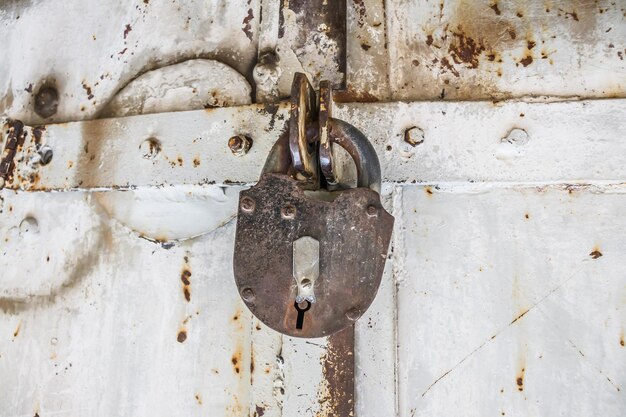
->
[327,118,382,193]
[263,118,382,193]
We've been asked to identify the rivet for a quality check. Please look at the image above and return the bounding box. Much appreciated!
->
[300,278,312,289]
[19,216,39,236]
[281,204,296,219]
[501,128,529,146]
[241,287,255,301]
[228,135,252,156]
[366,204,378,217]
[139,137,161,160]
[240,197,255,213]
[346,307,360,321]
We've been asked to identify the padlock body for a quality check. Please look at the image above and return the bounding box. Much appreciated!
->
[233,173,393,338]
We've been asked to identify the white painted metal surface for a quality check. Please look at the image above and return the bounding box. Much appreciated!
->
[1,1,625,416]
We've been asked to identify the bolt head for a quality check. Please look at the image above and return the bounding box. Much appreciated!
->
[366,204,378,217]
[240,197,255,213]
[404,126,425,147]
[229,135,252,156]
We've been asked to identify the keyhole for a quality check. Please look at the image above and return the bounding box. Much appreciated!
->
[294,300,311,330]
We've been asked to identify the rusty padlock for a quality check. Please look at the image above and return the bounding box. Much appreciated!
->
[233,74,393,338]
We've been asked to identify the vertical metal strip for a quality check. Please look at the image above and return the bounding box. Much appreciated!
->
[322,325,355,417]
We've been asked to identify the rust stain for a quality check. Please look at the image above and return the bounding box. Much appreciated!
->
[425,186,434,196]
[123,24,132,39]
[519,53,533,67]
[32,126,46,145]
[589,248,603,259]
[13,321,21,338]
[250,349,255,385]
[334,89,379,103]
[516,367,525,391]
[193,157,200,167]
[620,329,624,347]
[524,213,529,219]
[177,329,187,343]
[440,57,460,77]
[81,82,94,100]
[231,350,242,374]
[490,2,501,15]
[242,8,254,41]
[510,308,529,326]
[195,393,202,405]
[181,257,192,302]
[449,26,485,68]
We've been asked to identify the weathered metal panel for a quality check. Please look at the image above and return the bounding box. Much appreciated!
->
[386,0,626,100]
[395,184,626,416]
[1,0,626,416]
[0,0,260,124]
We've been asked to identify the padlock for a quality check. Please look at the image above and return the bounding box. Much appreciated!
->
[233,74,393,338]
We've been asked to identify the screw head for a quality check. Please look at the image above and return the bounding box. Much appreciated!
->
[240,197,255,213]
[281,204,296,220]
[366,204,378,217]
[241,287,255,301]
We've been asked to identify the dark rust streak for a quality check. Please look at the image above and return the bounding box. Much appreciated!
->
[181,262,192,302]
[510,309,529,325]
[242,8,254,41]
[322,325,355,417]
[589,250,603,259]
[440,57,459,77]
[82,82,94,100]
[123,24,132,39]
[490,2,501,15]
[352,0,366,27]
[516,367,525,392]
[0,120,25,181]
[519,55,533,67]
[33,126,46,146]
